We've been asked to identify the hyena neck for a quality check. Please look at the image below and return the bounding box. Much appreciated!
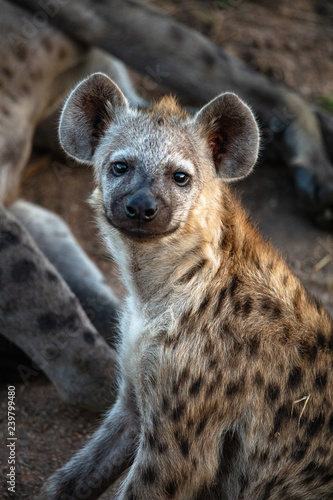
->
[117,182,269,309]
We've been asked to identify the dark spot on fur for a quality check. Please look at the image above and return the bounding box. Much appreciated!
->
[249,335,260,356]
[242,297,253,316]
[260,451,268,463]
[172,404,185,422]
[288,366,302,388]
[158,442,168,454]
[204,338,213,356]
[322,472,333,484]
[214,286,227,316]
[38,312,61,332]
[141,466,156,485]
[261,298,272,313]
[162,396,170,414]
[165,480,178,497]
[273,405,290,434]
[254,371,264,386]
[293,287,302,321]
[307,414,325,437]
[14,45,27,61]
[189,376,202,397]
[328,413,333,434]
[316,331,326,349]
[209,357,218,370]
[178,259,206,284]
[261,298,282,319]
[303,473,316,484]
[83,331,95,345]
[2,67,13,78]
[272,304,282,318]
[196,415,208,436]
[58,46,68,60]
[179,308,193,330]
[198,294,211,314]
[266,383,280,403]
[229,275,239,297]
[218,430,240,478]
[179,367,190,385]
[11,259,37,283]
[179,438,189,457]
[1,105,10,117]
[298,339,318,362]
[316,446,327,457]
[37,312,77,333]
[301,461,316,474]
[314,372,327,390]
[201,49,216,67]
[20,84,31,95]
[226,376,244,397]
[0,230,20,251]
[233,299,242,314]
[291,438,310,461]
[262,476,277,499]
[148,432,157,449]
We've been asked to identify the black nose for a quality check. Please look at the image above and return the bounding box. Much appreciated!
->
[125,190,158,222]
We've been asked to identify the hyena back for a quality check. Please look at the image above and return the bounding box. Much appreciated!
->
[42,73,333,500]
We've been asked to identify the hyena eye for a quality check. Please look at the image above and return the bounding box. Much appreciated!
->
[111,162,128,176]
[173,172,189,186]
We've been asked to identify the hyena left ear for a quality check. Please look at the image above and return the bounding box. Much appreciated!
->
[59,72,129,163]
[194,93,259,181]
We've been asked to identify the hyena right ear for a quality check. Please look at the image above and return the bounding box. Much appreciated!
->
[59,73,129,163]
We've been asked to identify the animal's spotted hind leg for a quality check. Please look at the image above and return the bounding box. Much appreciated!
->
[0,204,119,410]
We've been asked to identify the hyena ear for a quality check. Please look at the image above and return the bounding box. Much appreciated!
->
[194,92,259,181]
[59,72,129,163]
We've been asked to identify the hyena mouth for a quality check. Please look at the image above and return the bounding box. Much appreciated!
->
[113,224,179,242]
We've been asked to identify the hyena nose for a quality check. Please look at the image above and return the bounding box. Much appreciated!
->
[125,191,158,222]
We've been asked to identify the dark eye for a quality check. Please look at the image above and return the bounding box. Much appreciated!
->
[111,162,128,176]
[173,172,189,186]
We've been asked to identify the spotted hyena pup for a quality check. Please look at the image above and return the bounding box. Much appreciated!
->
[41,73,333,500]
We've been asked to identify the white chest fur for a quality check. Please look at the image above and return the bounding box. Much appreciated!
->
[118,294,149,380]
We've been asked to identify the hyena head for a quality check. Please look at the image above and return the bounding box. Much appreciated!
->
[59,73,259,243]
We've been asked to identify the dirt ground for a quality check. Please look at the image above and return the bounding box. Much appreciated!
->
[1,0,333,498]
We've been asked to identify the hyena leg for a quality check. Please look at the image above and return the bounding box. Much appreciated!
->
[114,417,222,500]
[10,200,120,346]
[40,397,139,500]
[0,205,118,410]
